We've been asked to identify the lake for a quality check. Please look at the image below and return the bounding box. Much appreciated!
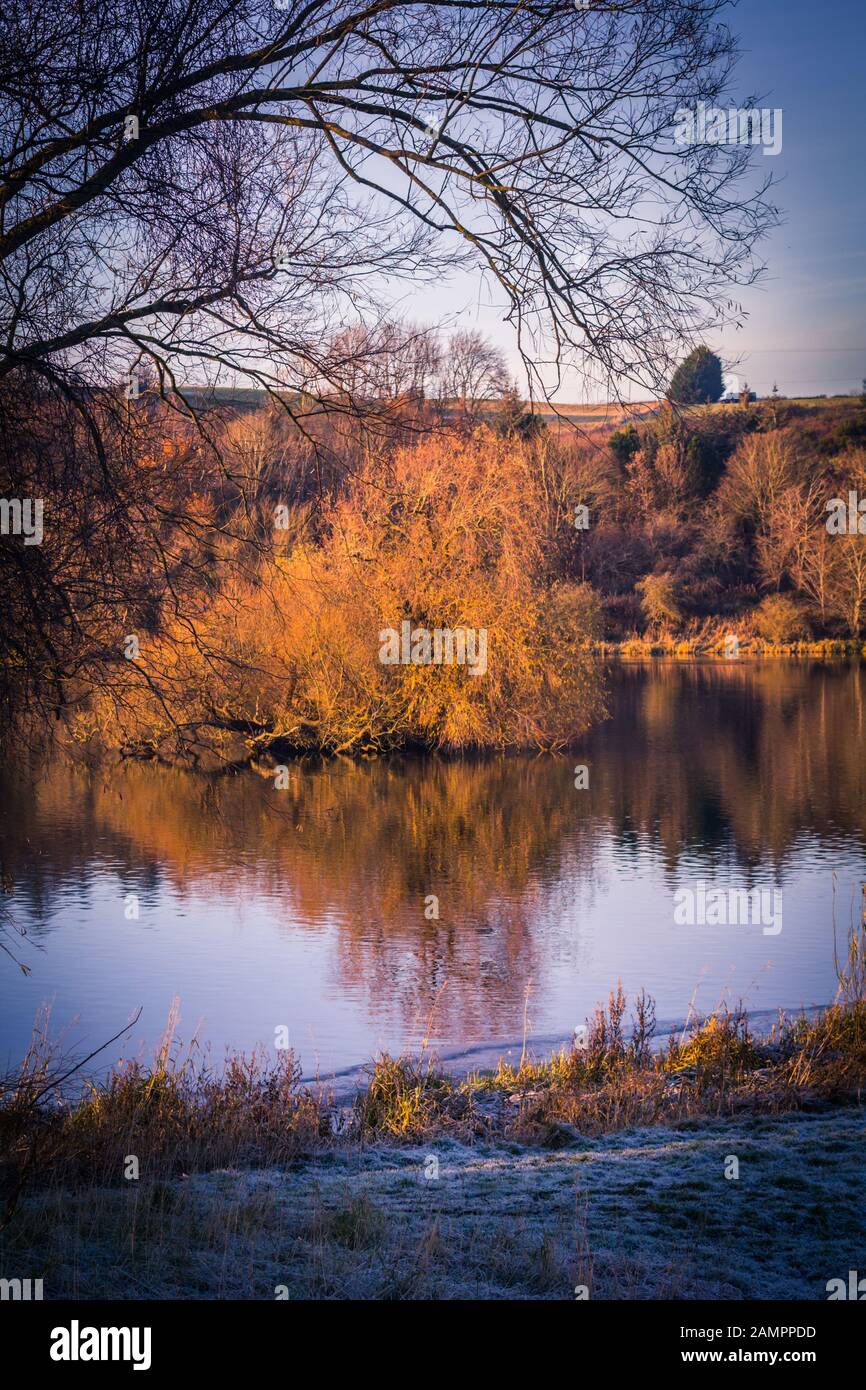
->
[1,660,864,1081]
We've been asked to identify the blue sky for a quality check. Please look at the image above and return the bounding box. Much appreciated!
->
[399,0,866,401]
[722,0,866,398]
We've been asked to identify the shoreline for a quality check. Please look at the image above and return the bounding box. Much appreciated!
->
[302,1002,833,1103]
[3,976,864,1300]
[595,639,866,659]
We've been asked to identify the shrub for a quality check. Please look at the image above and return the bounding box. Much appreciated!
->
[636,572,682,631]
[752,593,809,645]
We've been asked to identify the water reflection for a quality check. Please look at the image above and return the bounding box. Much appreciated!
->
[1,661,864,1073]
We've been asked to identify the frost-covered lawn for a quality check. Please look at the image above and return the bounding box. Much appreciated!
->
[6,1106,864,1299]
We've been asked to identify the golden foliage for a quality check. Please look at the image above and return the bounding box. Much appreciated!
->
[74,429,603,757]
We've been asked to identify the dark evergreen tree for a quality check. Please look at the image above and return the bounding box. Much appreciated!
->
[668,347,725,405]
[608,423,642,466]
[494,384,546,440]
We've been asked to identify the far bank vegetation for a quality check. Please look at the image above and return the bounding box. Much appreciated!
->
[4,365,865,764]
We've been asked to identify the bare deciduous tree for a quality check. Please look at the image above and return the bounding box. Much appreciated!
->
[0,0,776,734]
[437,329,509,417]
[328,321,441,404]
[1,0,774,400]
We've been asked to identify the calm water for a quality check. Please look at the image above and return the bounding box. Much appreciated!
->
[1,662,865,1078]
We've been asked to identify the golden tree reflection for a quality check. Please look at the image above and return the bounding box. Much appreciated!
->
[3,662,864,1045]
